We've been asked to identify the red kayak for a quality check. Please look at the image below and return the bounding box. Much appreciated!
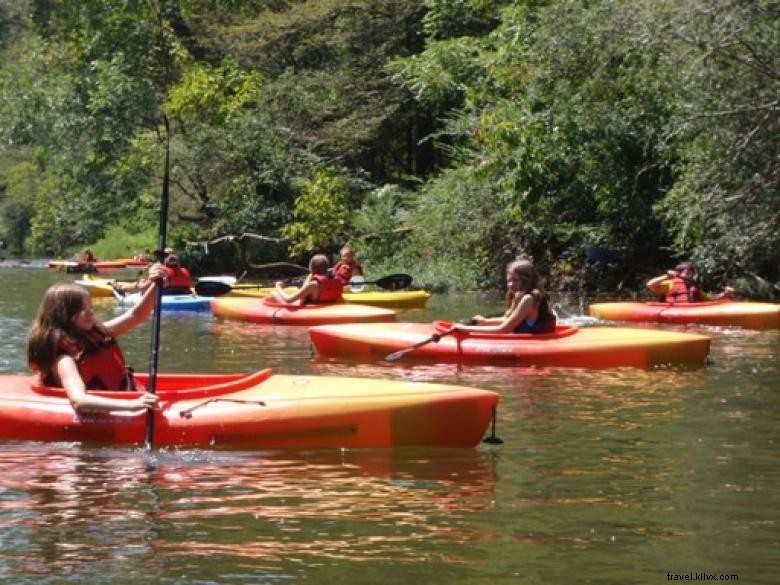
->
[309,321,712,368]
[211,296,396,325]
[48,260,127,272]
[589,300,780,329]
[0,370,498,449]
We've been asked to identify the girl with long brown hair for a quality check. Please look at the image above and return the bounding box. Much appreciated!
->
[26,263,165,413]
[453,259,556,334]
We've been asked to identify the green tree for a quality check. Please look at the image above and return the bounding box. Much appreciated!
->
[654,0,779,284]
[282,167,352,258]
[391,0,676,285]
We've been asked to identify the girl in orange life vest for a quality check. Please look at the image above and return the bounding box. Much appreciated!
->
[646,262,734,303]
[162,254,192,295]
[273,254,344,304]
[452,259,557,334]
[26,263,166,413]
[332,244,364,285]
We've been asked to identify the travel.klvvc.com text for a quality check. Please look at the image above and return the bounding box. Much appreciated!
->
[667,573,738,581]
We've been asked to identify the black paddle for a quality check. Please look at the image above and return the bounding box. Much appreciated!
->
[144,115,170,450]
[195,280,234,297]
[286,272,412,290]
[195,273,414,297]
[384,328,456,362]
[350,273,412,290]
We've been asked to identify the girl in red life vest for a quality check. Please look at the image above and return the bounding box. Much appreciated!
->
[162,254,192,295]
[273,254,343,304]
[26,263,166,413]
[332,245,364,284]
[452,259,557,334]
[646,262,734,303]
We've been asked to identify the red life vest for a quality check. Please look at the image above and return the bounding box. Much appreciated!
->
[311,273,343,303]
[164,266,192,291]
[74,328,135,390]
[332,260,362,284]
[664,277,701,303]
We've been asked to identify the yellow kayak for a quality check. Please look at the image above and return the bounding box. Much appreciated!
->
[221,284,430,308]
[73,275,121,297]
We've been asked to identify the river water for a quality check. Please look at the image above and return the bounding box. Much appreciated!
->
[0,265,778,584]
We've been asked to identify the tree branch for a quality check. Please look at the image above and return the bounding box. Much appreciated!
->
[185,232,287,254]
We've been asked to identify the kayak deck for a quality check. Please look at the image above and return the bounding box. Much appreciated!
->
[309,322,712,368]
[211,296,396,325]
[589,300,780,329]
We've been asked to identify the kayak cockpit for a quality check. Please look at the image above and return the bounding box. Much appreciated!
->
[30,368,273,401]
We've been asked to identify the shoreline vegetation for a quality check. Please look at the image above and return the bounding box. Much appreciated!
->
[0,2,776,300]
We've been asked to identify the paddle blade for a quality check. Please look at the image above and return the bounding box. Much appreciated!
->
[384,348,413,362]
[198,275,238,286]
[348,275,366,293]
[195,280,233,297]
[374,273,412,290]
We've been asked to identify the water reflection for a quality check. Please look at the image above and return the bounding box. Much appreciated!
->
[0,443,498,579]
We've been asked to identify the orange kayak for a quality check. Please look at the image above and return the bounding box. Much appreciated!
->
[211,296,396,325]
[589,300,780,329]
[309,321,711,368]
[113,258,151,267]
[0,370,498,449]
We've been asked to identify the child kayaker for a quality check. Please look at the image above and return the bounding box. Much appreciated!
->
[332,244,364,285]
[646,262,734,303]
[26,263,166,413]
[274,254,343,304]
[161,254,193,295]
[453,259,557,334]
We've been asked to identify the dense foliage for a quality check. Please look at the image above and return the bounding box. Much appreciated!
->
[0,0,776,295]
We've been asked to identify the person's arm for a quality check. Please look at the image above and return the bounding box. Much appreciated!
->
[709,286,734,300]
[56,355,158,413]
[274,276,318,303]
[454,295,533,333]
[647,272,674,295]
[333,263,352,284]
[181,267,193,288]
[104,263,165,337]
[467,315,504,326]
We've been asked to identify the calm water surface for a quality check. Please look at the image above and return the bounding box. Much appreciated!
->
[0,265,778,584]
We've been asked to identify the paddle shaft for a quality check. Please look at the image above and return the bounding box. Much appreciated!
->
[286,273,411,290]
[196,273,413,297]
[145,115,170,449]
[385,329,455,362]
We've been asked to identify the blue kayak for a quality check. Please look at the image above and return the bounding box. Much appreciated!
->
[113,290,211,312]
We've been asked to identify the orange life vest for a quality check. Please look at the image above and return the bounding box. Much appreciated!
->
[311,273,343,303]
